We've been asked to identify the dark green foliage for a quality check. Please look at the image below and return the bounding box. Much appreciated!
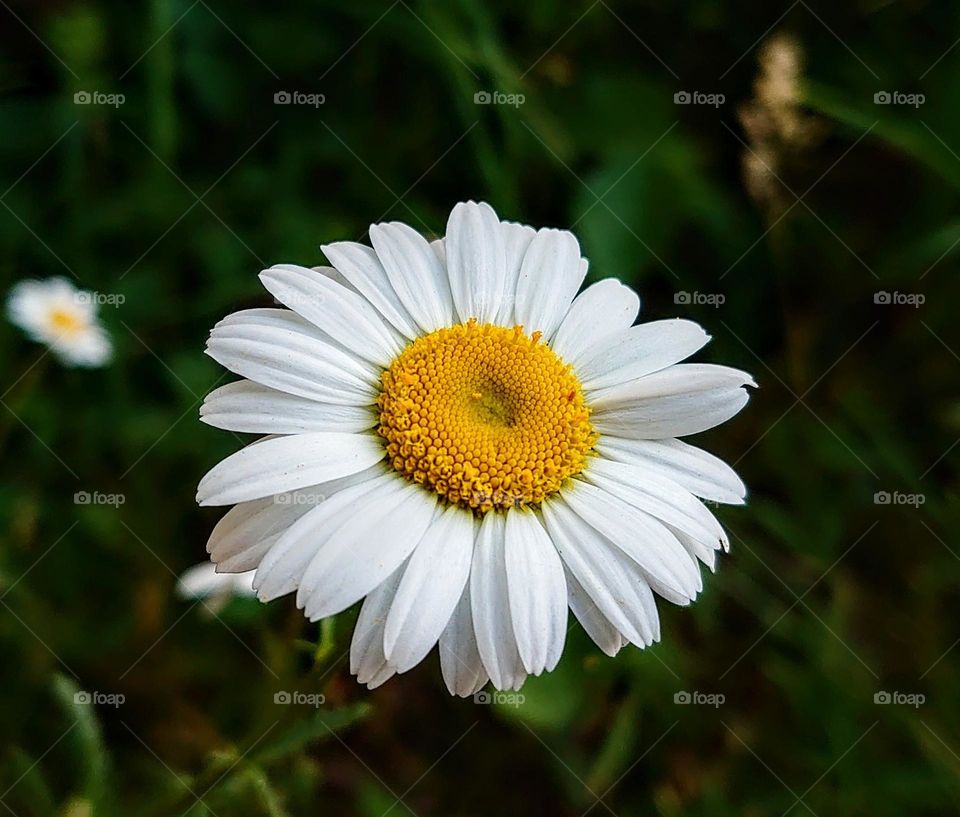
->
[1,1,958,814]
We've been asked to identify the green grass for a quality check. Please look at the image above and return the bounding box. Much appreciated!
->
[1,1,958,814]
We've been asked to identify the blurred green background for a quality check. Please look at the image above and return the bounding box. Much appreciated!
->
[1,0,958,814]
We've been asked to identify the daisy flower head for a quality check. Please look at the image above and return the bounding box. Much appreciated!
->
[197,201,755,696]
[7,276,112,367]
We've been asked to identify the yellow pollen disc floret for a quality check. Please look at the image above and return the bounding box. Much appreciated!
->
[48,309,84,335]
[377,319,596,513]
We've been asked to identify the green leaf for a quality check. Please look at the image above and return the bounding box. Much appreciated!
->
[804,81,960,189]
[585,690,641,792]
[5,747,57,815]
[495,653,585,731]
[252,704,372,766]
[245,765,292,817]
[50,675,109,810]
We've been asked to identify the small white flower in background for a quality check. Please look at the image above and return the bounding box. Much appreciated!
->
[197,200,756,696]
[6,277,112,367]
[176,562,256,613]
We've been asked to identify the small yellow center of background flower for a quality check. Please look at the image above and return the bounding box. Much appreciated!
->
[48,309,84,335]
[377,320,596,512]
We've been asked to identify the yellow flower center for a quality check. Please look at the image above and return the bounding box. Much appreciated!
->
[48,308,84,335]
[377,320,596,513]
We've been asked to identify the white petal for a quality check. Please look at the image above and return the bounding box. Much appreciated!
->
[564,567,623,657]
[446,201,507,324]
[258,264,402,366]
[369,222,454,333]
[595,392,751,439]
[6,279,52,333]
[253,471,397,601]
[214,307,326,334]
[440,582,489,697]
[310,264,349,287]
[196,432,385,506]
[513,228,585,339]
[560,479,701,603]
[494,221,536,326]
[206,311,377,406]
[469,512,527,691]
[54,327,113,367]
[592,363,756,409]
[206,496,302,573]
[216,533,277,575]
[550,279,640,364]
[321,241,419,338]
[541,498,659,646]
[211,306,372,366]
[672,527,720,571]
[585,457,728,551]
[297,483,438,621]
[206,468,380,572]
[579,320,710,392]
[351,565,404,688]
[176,562,256,599]
[383,505,475,673]
[596,437,746,505]
[504,510,567,674]
[592,364,754,438]
[200,381,375,435]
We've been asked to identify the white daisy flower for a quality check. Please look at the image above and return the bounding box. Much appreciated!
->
[197,201,755,696]
[6,277,112,367]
